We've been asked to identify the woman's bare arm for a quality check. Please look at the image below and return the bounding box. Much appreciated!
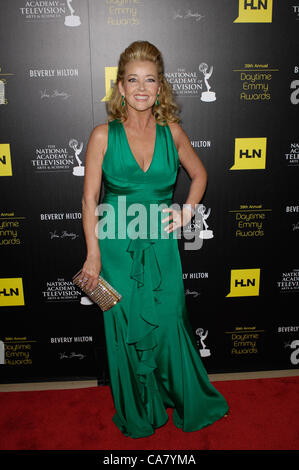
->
[164,122,208,230]
[169,122,207,206]
[80,124,108,290]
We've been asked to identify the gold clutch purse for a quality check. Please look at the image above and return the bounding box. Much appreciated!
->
[72,269,122,311]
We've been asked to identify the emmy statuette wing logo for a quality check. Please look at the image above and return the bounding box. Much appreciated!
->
[64,0,81,27]
[199,63,216,102]
[70,139,84,176]
[197,205,214,239]
[196,328,211,357]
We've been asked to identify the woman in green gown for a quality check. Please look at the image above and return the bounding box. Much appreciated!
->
[79,41,229,439]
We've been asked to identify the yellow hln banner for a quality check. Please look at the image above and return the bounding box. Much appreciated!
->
[0,278,25,306]
[234,0,273,23]
[230,137,267,170]
[226,268,261,297]
[101,66,118,102]
[0,143,12,176]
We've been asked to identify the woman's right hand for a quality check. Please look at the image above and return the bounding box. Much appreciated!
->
[78,253,102,292]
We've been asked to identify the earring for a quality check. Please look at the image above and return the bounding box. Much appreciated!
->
[121,95,125,107]
[156,93,160,106]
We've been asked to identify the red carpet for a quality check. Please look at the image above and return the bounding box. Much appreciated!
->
[0,376,298,450]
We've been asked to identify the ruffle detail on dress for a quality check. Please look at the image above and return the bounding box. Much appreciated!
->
[126,237,162,378]
[126,236,167,426]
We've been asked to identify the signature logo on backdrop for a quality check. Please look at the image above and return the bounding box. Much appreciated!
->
[59,352,86,360]
[185,288,200,298]
[230,137,267,170]
[226,268,261,297]
[173,9,204,22]
[234,0,273,23]
[50,230,79,240]
[40,89,71,100]
[0,143,12,176]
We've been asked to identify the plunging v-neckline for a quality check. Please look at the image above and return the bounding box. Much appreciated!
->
[121,121,158,174]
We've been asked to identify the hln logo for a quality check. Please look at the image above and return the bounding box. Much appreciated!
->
[244,0,268,9]
[0,278,25,306]
[234,0,273,23]
[235,278,256,287]
[0,143,12,176]
[230,138,267,170]
[226,269,260,297]
[101,67,118,102]
[242,148,262,158]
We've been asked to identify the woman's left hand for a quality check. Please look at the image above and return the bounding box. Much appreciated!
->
[162,206,193,233]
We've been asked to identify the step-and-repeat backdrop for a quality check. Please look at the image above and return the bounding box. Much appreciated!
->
[1,0,298,384]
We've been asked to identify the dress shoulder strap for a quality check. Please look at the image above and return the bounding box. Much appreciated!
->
[102,120,123,173]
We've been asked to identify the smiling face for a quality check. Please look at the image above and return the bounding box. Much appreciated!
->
[118,60,161,114]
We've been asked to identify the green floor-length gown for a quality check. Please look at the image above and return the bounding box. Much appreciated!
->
[98,119,229,438]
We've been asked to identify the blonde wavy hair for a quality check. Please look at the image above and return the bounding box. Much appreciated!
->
[106,41,180,125]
